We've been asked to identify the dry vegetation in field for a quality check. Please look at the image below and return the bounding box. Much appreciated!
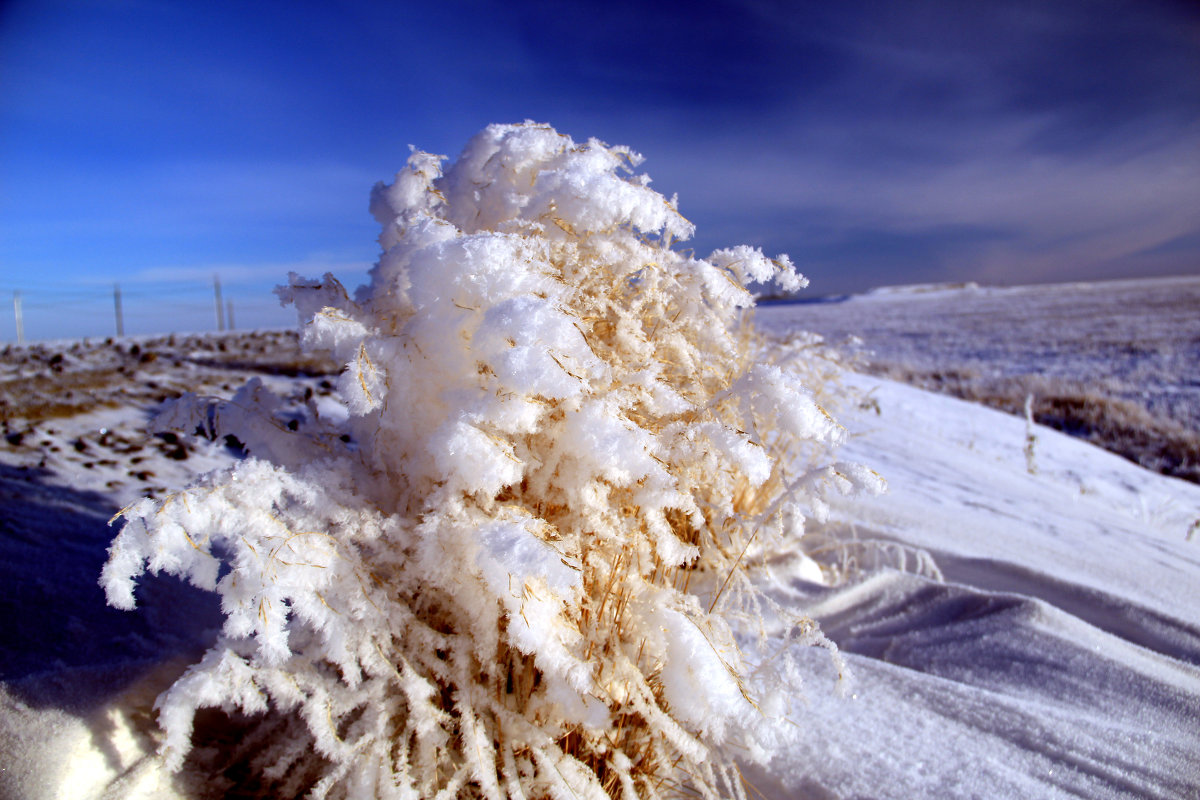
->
[0,331,337,423]
[871,366,1200,483]
[759,276,1200,484]
[0,332,339,502]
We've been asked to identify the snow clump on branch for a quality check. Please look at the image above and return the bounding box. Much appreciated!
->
[101,121,882,798]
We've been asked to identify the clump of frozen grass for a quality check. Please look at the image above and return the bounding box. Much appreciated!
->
[1023,393,1039,475]
[102,122,881,798]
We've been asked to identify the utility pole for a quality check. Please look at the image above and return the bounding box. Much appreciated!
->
[226,298,235,331]
[113,283,125,337]
[13,291,24,345]
[213,275,225,331]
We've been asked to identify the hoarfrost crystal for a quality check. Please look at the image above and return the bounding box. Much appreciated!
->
[102,122,879,798]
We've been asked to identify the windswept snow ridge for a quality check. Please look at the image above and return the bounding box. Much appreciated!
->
[751,373,1200,799]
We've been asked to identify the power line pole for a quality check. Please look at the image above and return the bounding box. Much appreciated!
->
[113,283,124,337]
[226,298,235,331]
[213,275,226,331]
[13,291,24,345]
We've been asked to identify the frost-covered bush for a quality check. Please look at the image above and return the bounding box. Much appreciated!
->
[102,122,881,798]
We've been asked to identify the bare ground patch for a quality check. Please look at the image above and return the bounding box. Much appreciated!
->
[0,330,337,424]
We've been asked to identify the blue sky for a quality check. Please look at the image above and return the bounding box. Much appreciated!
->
[1,0,1198,340]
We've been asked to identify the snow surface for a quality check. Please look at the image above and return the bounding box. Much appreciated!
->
[3,313,1200,797]
[757,275,1200,437]
[749,372,1200,799]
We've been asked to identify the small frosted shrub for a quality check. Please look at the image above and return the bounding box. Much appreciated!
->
[103,122,881,798]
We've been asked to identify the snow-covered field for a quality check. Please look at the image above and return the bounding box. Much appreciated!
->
[757,275,1200,483]
[2,278,1198,798]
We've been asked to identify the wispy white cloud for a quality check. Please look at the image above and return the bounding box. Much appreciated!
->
[650,107,1200,288]
[4,0,1196,302]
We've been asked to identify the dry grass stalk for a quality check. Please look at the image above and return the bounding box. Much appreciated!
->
[101,123,876,798]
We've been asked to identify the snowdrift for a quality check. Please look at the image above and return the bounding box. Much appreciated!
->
[2,122,1198,798]
[4,367,1198,799]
